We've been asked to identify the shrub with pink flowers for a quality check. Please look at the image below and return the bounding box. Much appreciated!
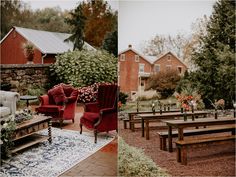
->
[77,82,112,103]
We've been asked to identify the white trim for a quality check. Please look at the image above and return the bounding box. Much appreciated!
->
[154,64,160,73]
[167,54,171,61]
[0,28,14,44]
[15,27,44,53]
[135,55,140,62]
[0,27,43,53]
[166,65,172,71]
[120,54,125,61]
[118,48,152,64]
[177,65,183,74]
[153,51,187,68]
[139,63,145,73]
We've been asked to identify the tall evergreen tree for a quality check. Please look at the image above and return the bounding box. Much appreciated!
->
[102,28,118,56]
[183,0,235,108]
[65,4,86,50]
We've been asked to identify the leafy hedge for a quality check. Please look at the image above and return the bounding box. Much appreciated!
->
[50,49,117,87]
[118,138,169,177]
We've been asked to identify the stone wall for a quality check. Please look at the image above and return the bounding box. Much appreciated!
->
[0,64,51,95]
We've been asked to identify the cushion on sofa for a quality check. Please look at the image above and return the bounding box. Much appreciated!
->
[0,107,11,117]
[48,86,66,105]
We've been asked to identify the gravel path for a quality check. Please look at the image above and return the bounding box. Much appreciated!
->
[118,120,235,176]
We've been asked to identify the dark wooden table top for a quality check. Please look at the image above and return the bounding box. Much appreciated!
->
[16,115,52,130]
[137,111,208,119]
[163,117,236,128]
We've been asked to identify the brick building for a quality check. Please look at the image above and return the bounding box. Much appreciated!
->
[118,45,187,99]
[0,26,95,64]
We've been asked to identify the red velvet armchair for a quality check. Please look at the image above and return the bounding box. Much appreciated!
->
[36,83,79,128]
[80,84,118,143]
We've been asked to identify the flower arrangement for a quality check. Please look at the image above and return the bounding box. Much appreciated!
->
[22,41,35,62]
[175,94,193,111]
[175,90,204,111]
[15,109,33,124]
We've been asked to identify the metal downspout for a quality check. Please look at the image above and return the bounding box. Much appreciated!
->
[42,53,47,64]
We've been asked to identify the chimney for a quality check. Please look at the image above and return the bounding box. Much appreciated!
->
[128,44,132,48]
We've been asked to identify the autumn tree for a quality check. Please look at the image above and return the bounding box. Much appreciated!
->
[146,70,181,99]
[80,0,117,47]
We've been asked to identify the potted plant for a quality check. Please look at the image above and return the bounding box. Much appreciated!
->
[22,41,35,64]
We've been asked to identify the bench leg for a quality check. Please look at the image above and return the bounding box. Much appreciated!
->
[124,120,127,129]
[181,146,187,165]
[145,120,150,140]
[163,137,167,151]
[131,122,135,132]
[176,146,181,163]
[160,137,163,150]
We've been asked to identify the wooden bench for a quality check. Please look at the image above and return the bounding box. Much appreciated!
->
[176,135,236,165]
[158,125,235,151]
[123,118,130,129]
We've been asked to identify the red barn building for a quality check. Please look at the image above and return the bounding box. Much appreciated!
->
[118,45,188,99]
[0,26,95,64]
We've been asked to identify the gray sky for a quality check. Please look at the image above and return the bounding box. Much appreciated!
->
[119,0,216,52]
[23,0,119,11]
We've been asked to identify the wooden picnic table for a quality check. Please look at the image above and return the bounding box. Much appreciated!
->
[163,117,236,152]
[138,111,208,140]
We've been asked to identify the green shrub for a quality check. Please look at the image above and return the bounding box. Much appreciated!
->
[119,92,128,104]
[118,138,169,177]
[146,70,181,99]
[50,49,117,87]
[27,85,46,97]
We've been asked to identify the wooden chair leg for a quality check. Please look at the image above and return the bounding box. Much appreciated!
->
[94,130,97,143]
[60,119,63,129]
[80,123,83,134]
[72,118,74,123]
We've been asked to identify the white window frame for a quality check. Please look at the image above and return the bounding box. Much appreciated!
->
[139,63,145,73]
[154,64,160,73]
[135,55,140,62]
[167,54,171,61]
[177,66,182,74]
[120,54,125,61]
[166,65,172,71]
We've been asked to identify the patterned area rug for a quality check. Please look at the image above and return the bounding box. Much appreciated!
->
[0,128,115,177]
